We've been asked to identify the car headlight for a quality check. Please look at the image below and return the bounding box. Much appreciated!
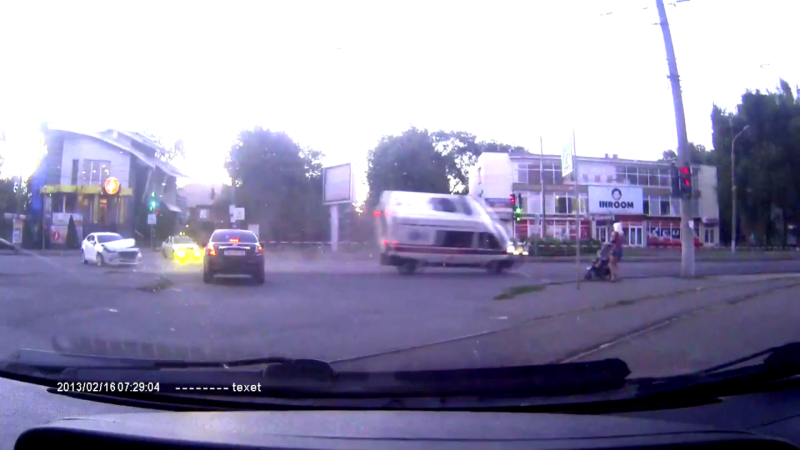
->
[506,245,515,254]
[176,250,186,258]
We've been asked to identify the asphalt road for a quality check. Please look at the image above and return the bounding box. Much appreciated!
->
[1,250,799,379]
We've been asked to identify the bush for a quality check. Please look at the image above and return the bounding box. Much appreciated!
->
[65,216,79,249]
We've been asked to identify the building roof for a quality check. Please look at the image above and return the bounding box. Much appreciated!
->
[46,126,188,178]
[178,182,226,208]
[508,151,681,167]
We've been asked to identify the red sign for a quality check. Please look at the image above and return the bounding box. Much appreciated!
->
[51,231,61,241]
[103,176,120,196]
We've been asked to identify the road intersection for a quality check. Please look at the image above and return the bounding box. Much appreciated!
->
[1,250,798,378]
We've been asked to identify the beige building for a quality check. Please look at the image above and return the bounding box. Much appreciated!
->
[468,152,720,247]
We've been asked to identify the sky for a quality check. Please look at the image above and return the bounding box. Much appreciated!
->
[1,0,798,188]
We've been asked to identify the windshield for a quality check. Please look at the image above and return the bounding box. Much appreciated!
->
[2,2,797,406]
[96,234,124,243]
[210,230,258,243]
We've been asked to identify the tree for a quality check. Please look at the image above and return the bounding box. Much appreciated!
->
[224,127,325,242]
[366,127,527,207]
[711,79,800,247]
[0,164,20,214]
[658,143,715,165]
[367,128,451,208]
[65,215,79,249]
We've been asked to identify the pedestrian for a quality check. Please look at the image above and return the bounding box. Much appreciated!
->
[609,222,625,282]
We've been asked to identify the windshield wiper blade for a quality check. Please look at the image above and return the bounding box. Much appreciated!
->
[1,349,335,382]
[633,342,800,399]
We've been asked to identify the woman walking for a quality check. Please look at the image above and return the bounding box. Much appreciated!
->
[609,222,625,282]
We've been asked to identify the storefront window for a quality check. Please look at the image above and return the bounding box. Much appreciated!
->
[552,193,587,215]
[660,199,671,216]
[542,162,563,185]
[98,198,108,224]
[80,160,111,186]
[614,165,672,187]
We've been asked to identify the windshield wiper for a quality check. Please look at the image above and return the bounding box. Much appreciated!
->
[0,349,336,384]
[632,341,800,400]
[1,348,634,399]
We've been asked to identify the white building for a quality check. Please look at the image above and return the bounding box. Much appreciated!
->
[468,152,720,247]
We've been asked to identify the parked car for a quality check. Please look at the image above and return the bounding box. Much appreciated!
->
[81,232,142,267]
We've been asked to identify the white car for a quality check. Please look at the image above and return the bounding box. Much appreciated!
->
[161,235,202,261]
[81,232,142,267]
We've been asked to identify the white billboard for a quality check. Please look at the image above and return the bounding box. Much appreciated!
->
[323,163,353,205]
[588,186,644,215]
[561,143,574,178]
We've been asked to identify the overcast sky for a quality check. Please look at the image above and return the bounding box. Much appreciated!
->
[1,0,797,184]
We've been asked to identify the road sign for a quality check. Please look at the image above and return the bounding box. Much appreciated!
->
[561,143,574,178]
[230,207,245,221]
[147,214,157,225]
[51,231,61,241]
[322,163,353,205]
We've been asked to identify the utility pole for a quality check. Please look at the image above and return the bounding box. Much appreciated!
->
[573,130,581,289]
[539,136,546,240]
[230,174,237,229]
[656,0,695,277]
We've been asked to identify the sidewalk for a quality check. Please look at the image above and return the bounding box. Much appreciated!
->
[523,247,800,263]
[332,273,800,375]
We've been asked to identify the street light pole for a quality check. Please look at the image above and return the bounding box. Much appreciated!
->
[730,124,750,255]
[656,0,694,277]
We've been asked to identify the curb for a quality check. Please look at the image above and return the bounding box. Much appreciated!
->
[521,256,800,264]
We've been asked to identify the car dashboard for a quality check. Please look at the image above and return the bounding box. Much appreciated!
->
[4,375,800,449]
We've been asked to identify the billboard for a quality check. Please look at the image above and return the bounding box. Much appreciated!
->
[322,163,353,205]
[587,186,644,215]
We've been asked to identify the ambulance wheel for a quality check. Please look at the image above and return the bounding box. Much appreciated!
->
[486,261,506,274]
[397,262,418,275]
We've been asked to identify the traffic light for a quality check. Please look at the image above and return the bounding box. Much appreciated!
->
[148,192,158,212]
[678,166,692,196]
[669,163,680,198]
[514,193,523,222]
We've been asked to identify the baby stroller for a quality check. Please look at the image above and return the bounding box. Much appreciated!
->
[584,242,612,281]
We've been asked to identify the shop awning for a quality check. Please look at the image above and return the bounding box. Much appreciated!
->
[39,185,133,196]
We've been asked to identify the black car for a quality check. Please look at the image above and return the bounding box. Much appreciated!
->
[203,229,265,284]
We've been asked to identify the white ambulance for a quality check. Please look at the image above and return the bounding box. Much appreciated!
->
[374,191,516,275]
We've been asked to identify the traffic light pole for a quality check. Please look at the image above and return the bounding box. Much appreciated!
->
[512,197,516,239]
[656,0,695,277]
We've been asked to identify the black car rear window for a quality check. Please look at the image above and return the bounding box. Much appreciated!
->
[210,230,258,243]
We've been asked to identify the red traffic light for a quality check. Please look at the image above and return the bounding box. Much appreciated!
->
[679,167,690,175]
[510,195,515,204]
